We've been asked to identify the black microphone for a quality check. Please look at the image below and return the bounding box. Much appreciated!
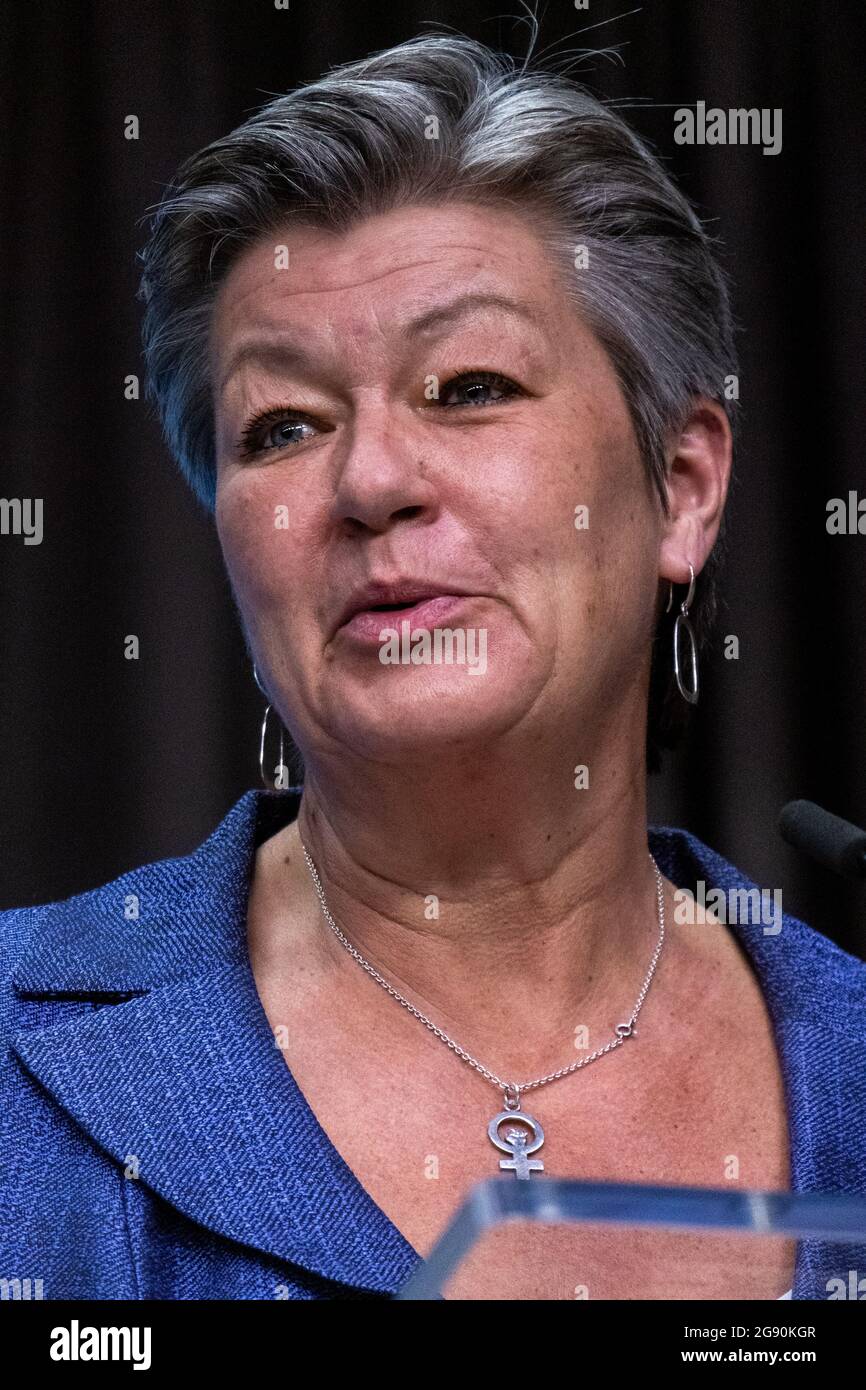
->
[778,800,866,881]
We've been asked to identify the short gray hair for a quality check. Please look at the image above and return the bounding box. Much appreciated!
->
[138,32,740,772]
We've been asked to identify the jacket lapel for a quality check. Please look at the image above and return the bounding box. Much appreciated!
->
[10,791,866,1299]
[12,955,421,1293]
[651,825,866,1298]
[10,789,421,1294]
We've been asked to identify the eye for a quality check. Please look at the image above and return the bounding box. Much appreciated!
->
[436,370,522,408]
[234,369,522,459]
[236,407,319,459]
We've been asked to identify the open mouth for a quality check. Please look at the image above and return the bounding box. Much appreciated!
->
[366,601,430,613]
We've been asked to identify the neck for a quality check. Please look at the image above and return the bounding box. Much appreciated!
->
[256,729,670,1077]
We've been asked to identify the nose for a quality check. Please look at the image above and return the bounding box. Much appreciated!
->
[331,401,439,534]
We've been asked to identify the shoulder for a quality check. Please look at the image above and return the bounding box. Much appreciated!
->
[649,822,866,1029]
[0,789,265,1135]
[0,808,237,1132]
[0,907,34,1077]
[0,903,36,980]
[0,791,266,1000]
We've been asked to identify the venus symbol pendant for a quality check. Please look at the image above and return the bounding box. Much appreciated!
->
[488,1107,545,1179]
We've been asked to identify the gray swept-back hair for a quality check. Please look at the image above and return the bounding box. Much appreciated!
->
[138,31,740,773]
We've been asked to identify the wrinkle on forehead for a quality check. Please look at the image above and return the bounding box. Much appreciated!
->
[229,241,512,304]
[209,203,577,396]
[213,202,568,319]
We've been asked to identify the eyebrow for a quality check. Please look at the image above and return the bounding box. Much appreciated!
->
[402,291,545,339]
[217,291,546,396]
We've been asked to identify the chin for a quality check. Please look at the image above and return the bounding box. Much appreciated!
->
[320,676,527,754]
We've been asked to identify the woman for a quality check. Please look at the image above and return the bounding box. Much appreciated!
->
[3,32,865,1302]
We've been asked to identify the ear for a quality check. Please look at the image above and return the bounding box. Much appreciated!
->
[658,398,732,586]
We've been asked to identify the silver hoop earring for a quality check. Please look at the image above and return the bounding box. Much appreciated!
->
[665,563,699,705]
[253,663,287,790]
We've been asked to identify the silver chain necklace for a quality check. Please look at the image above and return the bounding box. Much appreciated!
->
[300,840,666,1180]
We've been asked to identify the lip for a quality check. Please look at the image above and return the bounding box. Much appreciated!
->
[339,594,473,643]
[334,579,477,635]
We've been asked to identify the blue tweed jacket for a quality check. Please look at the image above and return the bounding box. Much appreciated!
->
[1,787,865,1301]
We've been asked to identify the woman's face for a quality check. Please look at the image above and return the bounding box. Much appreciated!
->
[210,201,664,769]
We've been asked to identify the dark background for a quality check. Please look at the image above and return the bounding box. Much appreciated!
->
[1,0,864,956]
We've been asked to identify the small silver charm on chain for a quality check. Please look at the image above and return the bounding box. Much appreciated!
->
[488,1086,545,1179]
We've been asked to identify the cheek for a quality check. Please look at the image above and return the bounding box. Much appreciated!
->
[534,427,655,635]
[215,477,298,614]
[513,395,627,541]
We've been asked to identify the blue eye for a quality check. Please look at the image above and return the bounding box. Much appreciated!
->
[237,410,317,459]
[438,370,520,407]
[235,369,521,460]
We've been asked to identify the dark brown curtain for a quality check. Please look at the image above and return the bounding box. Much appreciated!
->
[1,0,864,956]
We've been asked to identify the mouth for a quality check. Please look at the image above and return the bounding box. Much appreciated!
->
[338,593,472,642]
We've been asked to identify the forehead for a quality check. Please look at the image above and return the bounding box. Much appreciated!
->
[210,201,567,342]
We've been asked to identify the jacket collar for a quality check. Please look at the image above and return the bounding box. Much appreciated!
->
[11,789,866,1297]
